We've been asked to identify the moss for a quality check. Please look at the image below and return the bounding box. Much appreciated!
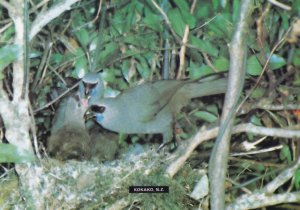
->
[0,173,19,208]
[0,147,203,209]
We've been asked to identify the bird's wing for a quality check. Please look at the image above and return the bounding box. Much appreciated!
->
[120,81,184,122]
[119,83,162,122]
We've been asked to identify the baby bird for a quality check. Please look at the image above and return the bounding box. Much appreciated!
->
[48,95,91,160]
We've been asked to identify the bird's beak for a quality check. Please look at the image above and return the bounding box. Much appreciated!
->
[79,93,91,108]
[84,108,95,120]
[85,86,90,95]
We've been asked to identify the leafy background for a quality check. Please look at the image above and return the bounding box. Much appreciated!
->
[1,0,300,208]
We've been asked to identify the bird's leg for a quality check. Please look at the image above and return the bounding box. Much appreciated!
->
[156,124,177,152]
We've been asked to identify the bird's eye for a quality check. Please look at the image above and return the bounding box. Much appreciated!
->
[91,105,106,113]
[89,83,97,90]
[84,83,96,92]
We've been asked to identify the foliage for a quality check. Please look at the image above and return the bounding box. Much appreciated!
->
[0,45,21,79]
[0,143,36,163]
[0,0,299,208]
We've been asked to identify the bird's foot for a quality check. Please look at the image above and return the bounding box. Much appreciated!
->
[156,140,177,153]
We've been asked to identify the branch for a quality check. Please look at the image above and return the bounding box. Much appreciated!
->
[9,0,25,101]
[0,0,34,154]
[166,123,300,178]
[176,0,197,79]
[226,158,300,209]
[208,1,254,209]
[227,192,300,210]
[29,0,80,41]
[0,0,14,11]
[267,0,291,11]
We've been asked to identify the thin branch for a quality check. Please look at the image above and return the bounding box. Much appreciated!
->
[256,103,300,111]
[226,158,300,210]
[236,27,292,113]
[227,192,300,210]
[208,1,254,209]
[29,0,51,13]
[33,81,80,113]
[10,0,25,101]
[150,0,185,46]
[202,52,219,72]
[263,157,300,194]
[29,0,80,41]
[267,0,291,10]
[0,0,34,154]
[150,0,171,26]
[240,102,300,115]
[0,21,12,34]
[165,123,300,178]
[0,0,14,11]
[176,0,197,79]
[29,102,41,160]
[231,145,283,156]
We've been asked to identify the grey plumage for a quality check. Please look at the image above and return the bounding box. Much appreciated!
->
[48,96,91,160]
[90,78,227,146]
[79,72,105,107]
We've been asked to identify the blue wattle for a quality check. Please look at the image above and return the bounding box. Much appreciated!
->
[95,114,104,123]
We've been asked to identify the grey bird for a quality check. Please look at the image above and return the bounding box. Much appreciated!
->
[79,72,105,107]
[90,78,227,148]
[48,95,91,160]
[80,72,120,161]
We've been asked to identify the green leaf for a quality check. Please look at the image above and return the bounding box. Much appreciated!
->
[188,63,214,80]
[293,71,300,86]
[206,104,219,115]
[98,43,119,66]
[294,169,300,190]
[168,8,186,36]
[50,53,64,65]
[250,87,265,99]
[267,110,287,127]
[292,0,300,14]
[190,36,219,57]
[72,14,90,48]
[269,54,286,70]
[251,163,265,172]
[173,0,189,12]
[250,115,262,126]
[213,57,229,71]
[29,50,43,59]
[174,0,196,28]
[193,111,218,123]
[195,5,209,19]
[207,14,232,39]
[212,0,220,9]
[292,49,300,67]
[0,143,36,163]
[279,144,292,163]
[232,0,240,23]
[144,9,163,32]
[75,28,90,48]
[71,48,88,79]
[0,45,22,78]
[172,0,196,29]
[246,55,263,76]
[0,25,14,42]
[101,68,117,83]
[181,10,196,28]
[120,61,131,82]
[136,56,150,79]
